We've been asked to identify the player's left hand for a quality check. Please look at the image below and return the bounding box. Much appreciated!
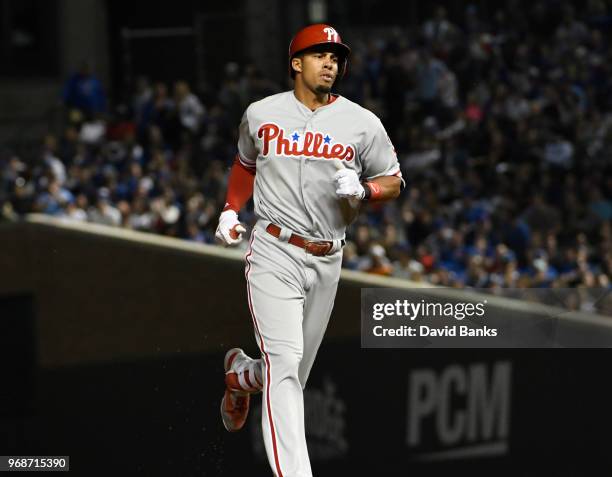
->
[333,168,365,199]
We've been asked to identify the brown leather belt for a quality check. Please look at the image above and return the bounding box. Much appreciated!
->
[265,223,344,256]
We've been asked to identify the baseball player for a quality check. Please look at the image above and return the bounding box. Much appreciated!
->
[215,24,403,477]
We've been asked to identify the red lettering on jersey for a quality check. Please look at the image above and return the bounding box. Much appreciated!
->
[342,147,354,161]
[330,144,343,157]
[312,134,323,158]
[276,129,291,156]
[303,132,314,155]
[257,123,355,162]
[258,123,280,156]
[288,139,300,156]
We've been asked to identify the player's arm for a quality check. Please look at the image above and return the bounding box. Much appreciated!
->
[333,169,401,203]
[215,107,258,247]
[224,156,256,213]
[362,174,401,202]
[215,156,255,246]
[333,115,403,203]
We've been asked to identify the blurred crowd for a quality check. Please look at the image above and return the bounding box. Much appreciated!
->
[340,0,612,298]
[1,1,611,305]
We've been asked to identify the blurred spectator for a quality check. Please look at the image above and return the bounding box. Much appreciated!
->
[423,6,460,48]
[62,60,107,116]
[364,244,394,276]
[174,80,205,134]
[34,179,73,216]
[415,48,448,117]
[133,76,153,123]
[88,188,121,226]
[63,196,88,222]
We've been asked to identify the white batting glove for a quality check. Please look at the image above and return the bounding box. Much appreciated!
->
[215,210,247,246]
[333,168,365,199]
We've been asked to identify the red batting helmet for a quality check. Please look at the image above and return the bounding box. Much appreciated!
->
[288,24,351,79]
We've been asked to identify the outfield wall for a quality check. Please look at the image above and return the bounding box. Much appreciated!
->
[0,214,609,368]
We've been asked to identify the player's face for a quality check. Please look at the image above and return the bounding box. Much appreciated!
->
[296,50,339,94]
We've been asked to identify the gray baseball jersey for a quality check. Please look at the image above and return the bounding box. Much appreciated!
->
[237,91,402,240]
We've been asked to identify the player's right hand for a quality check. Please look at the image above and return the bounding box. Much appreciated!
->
[215,210,247,246]
[333,168,365,199]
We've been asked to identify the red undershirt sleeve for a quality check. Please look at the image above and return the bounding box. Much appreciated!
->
[223,155,256,213]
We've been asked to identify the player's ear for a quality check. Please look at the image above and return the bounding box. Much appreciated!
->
[291,56,303,75]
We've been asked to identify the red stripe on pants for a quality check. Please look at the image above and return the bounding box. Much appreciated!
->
[245,230,284,477]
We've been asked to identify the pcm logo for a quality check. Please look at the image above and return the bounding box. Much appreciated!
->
[407,361,512,461]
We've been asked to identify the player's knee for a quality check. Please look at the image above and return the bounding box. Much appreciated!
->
[269,350,302,375]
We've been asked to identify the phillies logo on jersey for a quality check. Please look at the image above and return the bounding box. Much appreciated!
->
[258,123,355,162]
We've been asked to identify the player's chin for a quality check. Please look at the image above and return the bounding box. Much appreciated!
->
[315,83,332,94]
